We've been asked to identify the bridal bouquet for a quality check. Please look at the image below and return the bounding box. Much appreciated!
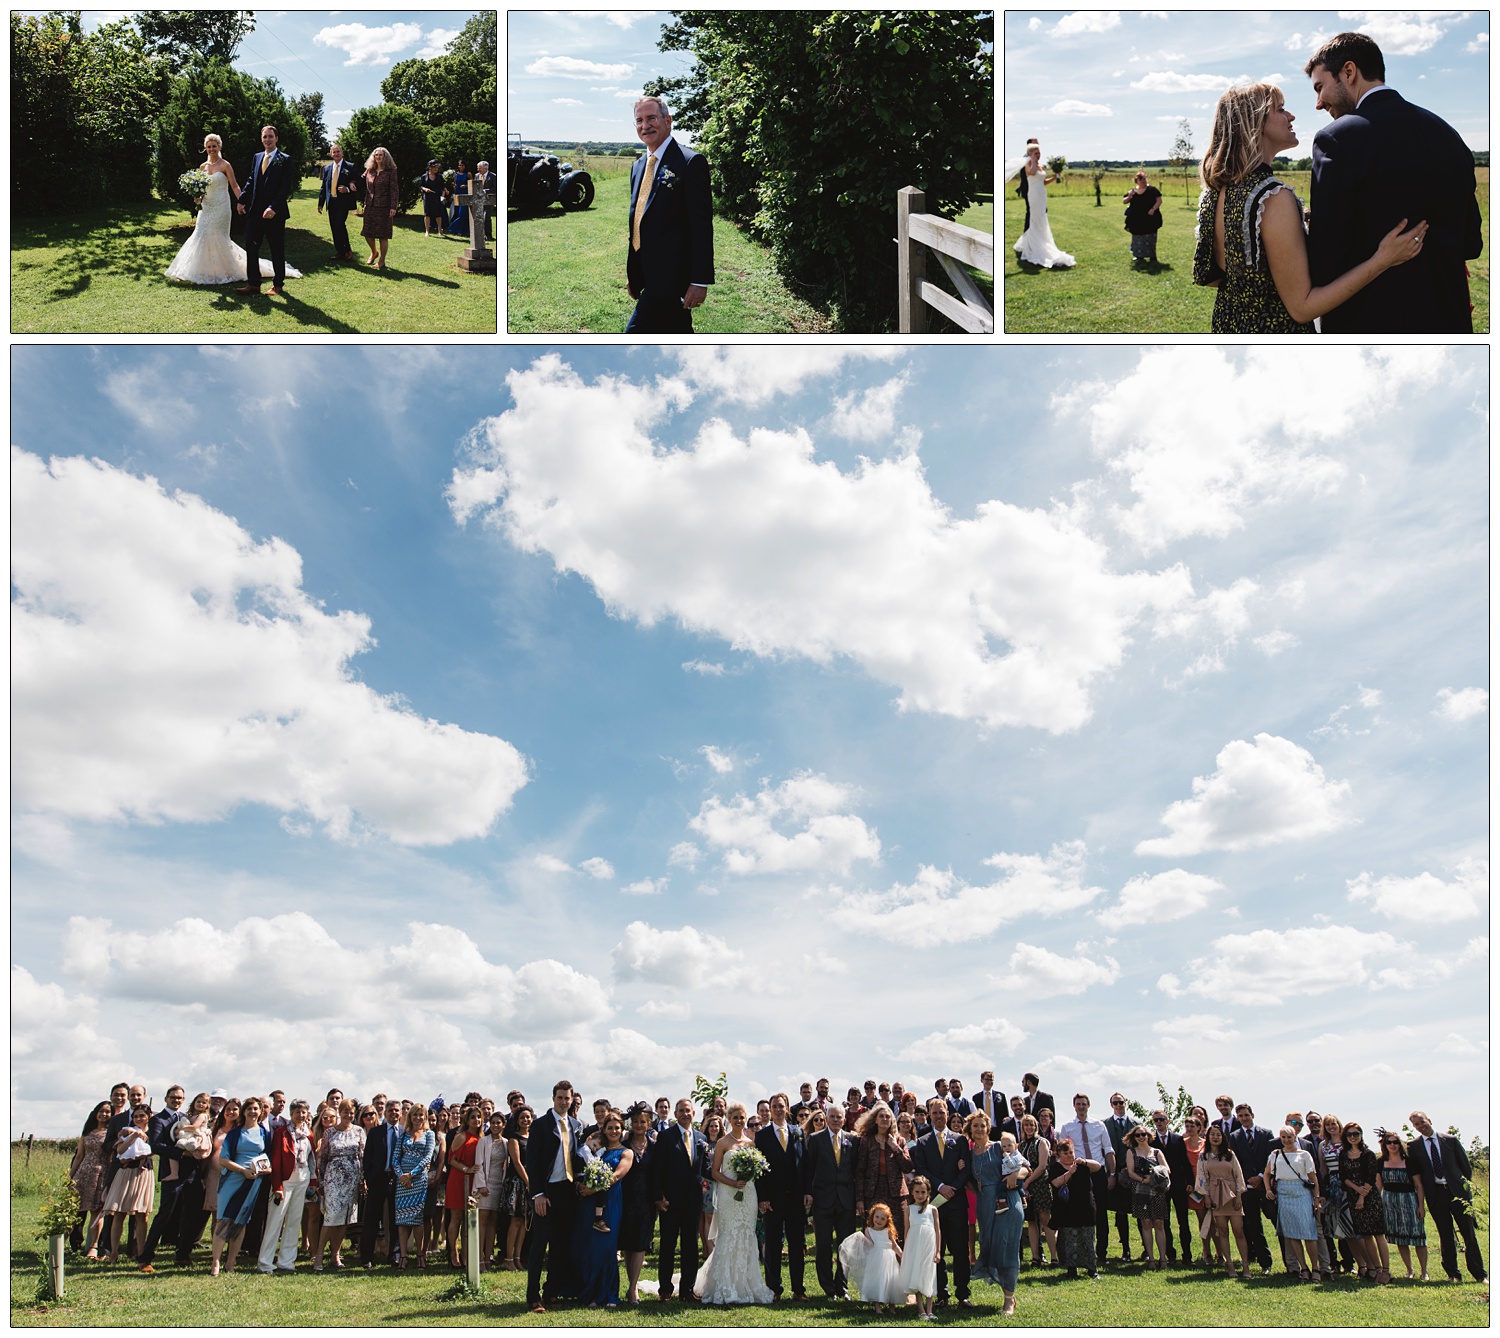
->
[724,1145,769,1201]
[581,1156,615,1230]
[443,169,456,187]
[179,168,212,201]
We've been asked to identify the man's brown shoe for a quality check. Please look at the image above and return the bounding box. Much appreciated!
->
[235,284,260,295]
[269,284,285,295]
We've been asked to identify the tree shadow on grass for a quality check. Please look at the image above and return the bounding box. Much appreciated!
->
[212,288,360,335]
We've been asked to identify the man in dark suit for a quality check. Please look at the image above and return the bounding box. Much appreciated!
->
[136,1086,187,1270]
[1408,1111,1486,1283]
[236,125,296,295]
[1103,1094,1136,1260]
[756,1093,808,1300]
[911,1100,971,1306]
[1305,31,1483,332]
[801,1101,857,1298]
[999,1095,1027,1142]
[973,1071,1007,1129]
[471,159,495,240]
[790,1082,817,1121]
[1149,1110,1193,1265]
[360,1098,404,1267]
[651,1096,673,1137]
[1020,1072,1055,1124]
[625,96,713,334]
[650,1097,709,1301]
[317,142,357,261]
[525,1079,584,1312]
[946,1079,975,1122]
[1211,1094,1237,1142]
[1229,1104,1276,1272]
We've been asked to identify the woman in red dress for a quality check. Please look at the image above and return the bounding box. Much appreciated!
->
[444,1107,482,1267]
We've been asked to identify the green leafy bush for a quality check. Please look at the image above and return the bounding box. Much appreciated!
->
[339,104,431,212]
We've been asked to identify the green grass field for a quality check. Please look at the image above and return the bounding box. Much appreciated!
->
[1005,168,1489,334]
[12,1142,1488,1327]
[508,152,991,334]
[11,183,497,334]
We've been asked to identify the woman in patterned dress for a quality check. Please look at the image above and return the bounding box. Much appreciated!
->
[1318,1114,1356,1273]
[394,1105,436,1268]
[1123,1124,1170,1268]
[70,1102,112,1258]
[313,1098,364,1271]
[1378,1133,1429,1280]
[853,1103,912,1243]
[502,1106,533,1270]
[1193,82,1427,332]
[1340,1123,1391,1283]
[698,1112,723,1259]
[472,1108,508,1270]
[1017,1112,1053,1266]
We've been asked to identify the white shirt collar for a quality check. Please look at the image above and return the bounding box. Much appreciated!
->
[1356,84,1395,109]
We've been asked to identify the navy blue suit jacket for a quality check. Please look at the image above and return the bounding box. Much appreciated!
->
[319,159,356,211]
[1308,88,1482,332]
[754,1122,806,1209]
[626,136,714,300]
[240,148,295,220]
[910,1128,971,1196]
[1229,1123,1276,1182]
[524,1108,584,1191]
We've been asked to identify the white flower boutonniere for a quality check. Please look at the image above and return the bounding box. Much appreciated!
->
[658,167,677,187]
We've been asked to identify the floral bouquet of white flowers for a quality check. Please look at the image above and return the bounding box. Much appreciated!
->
[179,168,213,203]
[443,168,456,187]
[581,1156,615,1231]
[724,1145,769,1201]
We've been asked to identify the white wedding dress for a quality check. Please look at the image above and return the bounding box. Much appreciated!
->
[164,168,301,285]
[1013,169,1075,268]
[693,1177,773,1305]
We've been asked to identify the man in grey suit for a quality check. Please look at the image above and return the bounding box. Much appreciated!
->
[802,1102,858,1297]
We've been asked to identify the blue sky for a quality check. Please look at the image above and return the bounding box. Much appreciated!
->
[10,345,1488,1142]
[508,11,698,144]
[1006,9,1490,162]
[68,10,486,140]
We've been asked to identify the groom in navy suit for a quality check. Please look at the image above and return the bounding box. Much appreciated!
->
[237,125,295,294]
[626,96,713,334]
[755,1093,808,1300]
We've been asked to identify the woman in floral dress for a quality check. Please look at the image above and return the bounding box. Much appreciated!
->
[313,1098,364,1270]
[70,1101,112,1258]
[1340,1123,1391,1283]
[853,1103,912,1243]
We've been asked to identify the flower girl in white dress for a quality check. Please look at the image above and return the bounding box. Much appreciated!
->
[898,1176,941,1318]
[839,1203,905,1314]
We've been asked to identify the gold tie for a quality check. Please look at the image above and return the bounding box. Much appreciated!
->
[261,151,270,175]
[683,1128,691,1157]
[833,1134,841,1167]
[561,1118,573,1181]
[631,152,657,251]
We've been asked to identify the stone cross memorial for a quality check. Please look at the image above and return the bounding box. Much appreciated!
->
[456,188,496,273]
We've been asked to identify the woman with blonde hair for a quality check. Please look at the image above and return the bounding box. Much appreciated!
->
[1193,81,1425,331]
[361,146,399,269]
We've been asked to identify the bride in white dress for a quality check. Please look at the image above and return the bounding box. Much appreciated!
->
[693,1103,773,1306]
[165,133,302,285]
[1010,142,1075,269]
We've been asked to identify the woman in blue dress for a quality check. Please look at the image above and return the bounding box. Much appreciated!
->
[448,160,470,236]
[573,1110,635,1307]
[394,1105,436,1268]
[210,1096,269,1275]
[970,1114,1028,1315]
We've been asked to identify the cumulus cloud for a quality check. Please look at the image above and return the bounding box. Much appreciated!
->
[12,966,126,1105]
[415,27,460,57]
[1254,630,1298,657]
[526,54,634,79]
[551,97,584,106]
[1136,734,1352,857]
[667,347,903,407]
[826,374,911,443]
[1069,347,1449,552]
[992,944,1120,996]
[612,921,744,990]
[1153,1014,1240,1045]
[683,659,727,675]
[1435,686,1488,722]
[831,841,1104,947]
[1159,924,1406,999]
[1050,99,1114,116]
[637,999,690,1021]
[314,21,422,65]
[579,857,616,880]
[61,914,612,1033]
[1053,11,1121,36]
[1131,70,1248,92]
[1466,33,1488,54]
[1335,10,1468,55]
[1105,869,1224,926]
[689,773,880,876]
[699,745,735,774]
[448,356,1195,733]
[1347,858,1487,922]
[621,877,667,895]
[13,450,528,845]
[667,842,701,869]
[1372,937,1486,990]
[894,1017,1026,1070]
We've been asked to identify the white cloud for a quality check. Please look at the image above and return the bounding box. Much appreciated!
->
[449,355,1195,733]
[894,1017,1027,1070]
[1438,1032,1485,1056]
[13,450,528,846]
[1153,1013,1239,1044]
[668,347,904,407]
[831,841,1104,947]
[1053,11,1121,36]
[1050,99,1114,117]
[1347,858,1486,922]
[1372,937,1486,991]
[314,21,422,65]
[1336,11,1468,55]
[551,97,584,107]
[802,949,849,976]
[621,877,667,896]
[1466,33,1488,54]
[689,773,880,876]
[1105,869,1224,926]
[534,854,574,874]
[1131,70,1248,92]
[11,966,126,1106]
[826,374,911,443]
[667,842,701,869]
[1028,16,1041,30]
[1435,686,1488,722]
[1069,347,1446,552]
[612,921,743,990]
[415,26,459,57]
[62,914,613,1033]
[1135,734,1352,857]
[599,12,645,28]
[1164,924,1407,999]
[699,745,735,774]
[526,54,635,80]
[992,943,1120,996]
[683,659,726,676]
[579,856,616,881]
[637,999,690,1021]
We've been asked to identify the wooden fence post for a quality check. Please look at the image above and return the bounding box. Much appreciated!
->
[897,185,926,334]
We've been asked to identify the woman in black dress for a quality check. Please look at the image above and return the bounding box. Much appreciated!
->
[618,1105,656,1303]
[502,1106,533,1270]
[1339,1123,1391,1284]
[1122,171,1162,266]
[1046,1138,1104,1280]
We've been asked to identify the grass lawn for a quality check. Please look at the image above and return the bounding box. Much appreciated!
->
[12,1143,1488,1327]
[1005,168,1488,334]
[12,182,497,335]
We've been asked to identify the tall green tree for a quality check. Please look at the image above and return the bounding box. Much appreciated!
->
[339,104,431,211]
[136,10,255,70]
[380,13,496,128]
[292,91,329,167]
[648,10,993,332]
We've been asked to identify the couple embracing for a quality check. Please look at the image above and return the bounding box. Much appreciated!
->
[1194,31,1482,333]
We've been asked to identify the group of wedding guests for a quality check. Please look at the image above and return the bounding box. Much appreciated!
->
[66,1071,1485,1319]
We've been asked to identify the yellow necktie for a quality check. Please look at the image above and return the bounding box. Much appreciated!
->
[778,1125,787,1151]
[631,153,657,251]
[833,1134,841,1167]
[261,151,270,175]
[683,1128,691,1158]
[560,1118,573,1181]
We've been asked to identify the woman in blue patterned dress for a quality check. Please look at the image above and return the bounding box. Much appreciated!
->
[210,1097,269,1275]
[1378,1133,1429,1280]
[575,1110,634,1307]
[394,1105,436,1268]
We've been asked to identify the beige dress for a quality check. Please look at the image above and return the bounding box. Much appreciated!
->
[1195,1154,1246,1218]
